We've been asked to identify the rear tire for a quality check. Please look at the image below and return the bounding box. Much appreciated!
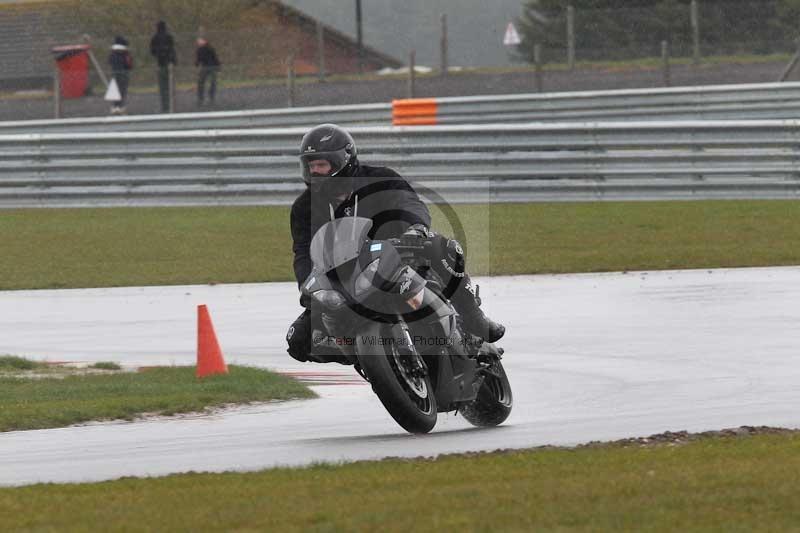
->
[356,323,437,434]
[460,360,513,427]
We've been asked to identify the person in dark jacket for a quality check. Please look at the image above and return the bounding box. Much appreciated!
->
[108,36,133,114]
[195,37,221,106]
[149,20,176,113]
[286,123,505,364]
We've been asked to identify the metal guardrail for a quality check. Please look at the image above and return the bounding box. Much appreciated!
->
[392,82,800,125]
[3,82,800,134]
[2,122,800,207]
[0,102,392,134]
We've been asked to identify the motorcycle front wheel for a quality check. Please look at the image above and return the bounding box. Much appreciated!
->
[459,359,513,427]
[355,322,437,434]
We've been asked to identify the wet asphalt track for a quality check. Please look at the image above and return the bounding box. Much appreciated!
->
[1,267,799,486]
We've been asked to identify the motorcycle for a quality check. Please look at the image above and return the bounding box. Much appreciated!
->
[300,210,513,434]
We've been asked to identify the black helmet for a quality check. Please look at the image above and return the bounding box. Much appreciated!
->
[299,124,358,191]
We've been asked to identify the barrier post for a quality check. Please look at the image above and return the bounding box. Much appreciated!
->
[356,0,364,74]
[316,21,326,81]
[534,43,543,92]
[408,50,416,98]
[662,40,671,87]
[287,53,296,107]
[440,14,448,76]
[168,63,176,113]
[691,0,701,65]
[53,66,62,119]
[567,5,575,71]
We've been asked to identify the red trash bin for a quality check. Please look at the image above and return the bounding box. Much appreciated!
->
[51,44,91,99]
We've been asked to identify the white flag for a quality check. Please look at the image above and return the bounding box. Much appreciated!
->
[104,78,121,101]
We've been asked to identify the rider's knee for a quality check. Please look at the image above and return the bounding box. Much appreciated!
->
[286,311,311,362]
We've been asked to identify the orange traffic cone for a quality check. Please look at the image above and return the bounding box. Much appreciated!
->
[196,304,228,378]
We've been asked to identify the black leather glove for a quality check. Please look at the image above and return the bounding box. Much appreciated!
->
[403,224,431,238]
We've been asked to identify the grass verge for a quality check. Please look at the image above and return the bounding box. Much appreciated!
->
[1,429,799,531]
[1,201,799,290]
[0,357,315,432]
[0,355,44,371]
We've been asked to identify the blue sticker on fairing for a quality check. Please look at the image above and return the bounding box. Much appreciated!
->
[370,243,382,252]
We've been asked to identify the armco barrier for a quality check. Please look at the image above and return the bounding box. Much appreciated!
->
[2,122,800,208]
[0,102,391,135]
[392,82,800,125]
[3,81,800,134]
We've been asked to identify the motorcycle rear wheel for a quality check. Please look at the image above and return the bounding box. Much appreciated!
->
[356,324,438,434]
[460,359,513,427]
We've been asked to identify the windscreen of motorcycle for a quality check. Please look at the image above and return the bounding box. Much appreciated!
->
[310,217,374,273]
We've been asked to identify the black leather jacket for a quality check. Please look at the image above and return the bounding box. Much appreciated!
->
[290,164,431,287]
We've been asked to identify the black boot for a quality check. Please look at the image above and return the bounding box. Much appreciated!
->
[450,278,505,343]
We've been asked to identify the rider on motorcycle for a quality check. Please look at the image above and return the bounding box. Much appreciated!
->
[286,123,505,363]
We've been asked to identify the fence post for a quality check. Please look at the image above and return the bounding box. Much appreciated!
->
[440,13,448,76]
[287,53,296,107]
[662,40,671,87]
[778,41,800,81]
[53,66,62,119]
[355,0,364,74]
[567,5,575,71]
[316,21,326,82]
[534,43,543,92]
[168,63,175,113]
[408,50,416,98]
[691,0,701,65]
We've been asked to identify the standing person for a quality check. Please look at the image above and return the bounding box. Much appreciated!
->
[195,37,221,107]
[149,20,177,113]
[108,36,133,114]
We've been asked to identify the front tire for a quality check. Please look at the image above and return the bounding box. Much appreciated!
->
[356,323,437,434]
[460,360,513,427]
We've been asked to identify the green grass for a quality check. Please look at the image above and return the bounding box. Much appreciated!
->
[0,355,46,371]
[1,432,799,531]
[483,200,800,275]
[0,363,315,432]
[88,361,122,371]
[1,201,799,290]
[0,206,292,290]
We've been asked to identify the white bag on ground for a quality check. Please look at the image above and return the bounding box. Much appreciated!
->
[104,79,121,101]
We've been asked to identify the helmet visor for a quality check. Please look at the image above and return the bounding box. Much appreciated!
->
[300,149,350,183]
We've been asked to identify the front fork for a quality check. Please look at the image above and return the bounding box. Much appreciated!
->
[393,319,429,378]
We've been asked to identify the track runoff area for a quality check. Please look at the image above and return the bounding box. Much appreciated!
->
[1,195,800,529]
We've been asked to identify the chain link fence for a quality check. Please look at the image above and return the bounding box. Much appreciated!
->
[515,0,799,64]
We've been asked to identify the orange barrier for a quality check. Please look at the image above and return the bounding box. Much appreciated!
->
[392,98,438,126]
[196,304,229,378]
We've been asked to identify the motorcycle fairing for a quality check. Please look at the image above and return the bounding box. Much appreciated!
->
[309,217,373,274]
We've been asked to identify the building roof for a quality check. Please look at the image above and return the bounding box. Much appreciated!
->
[276,2,402,69]
[279,0,527,68]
